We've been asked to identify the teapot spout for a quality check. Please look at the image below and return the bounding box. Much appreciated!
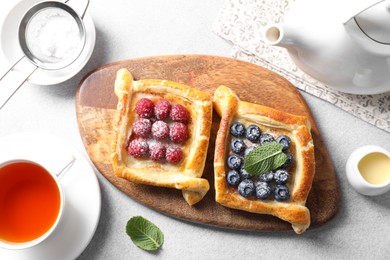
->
[263,24,296,48]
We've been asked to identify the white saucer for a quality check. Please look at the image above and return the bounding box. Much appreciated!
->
[0,0,96,85]
[0,132,101,260]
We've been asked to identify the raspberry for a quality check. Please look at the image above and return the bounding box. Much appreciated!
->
[135,98,154,118]
[132,118,152,137]
[154,99,171,120]
[149,141,166,161]
[166,146,183,164]
[151,120,169,140]
[170,104,189,124]
[169,122,188,143]
[127,138,149,158]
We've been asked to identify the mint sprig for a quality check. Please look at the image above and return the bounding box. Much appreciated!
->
[244,142,287,176]
[126,216,164,251]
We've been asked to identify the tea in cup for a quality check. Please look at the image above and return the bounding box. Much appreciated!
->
[0,157,74,250]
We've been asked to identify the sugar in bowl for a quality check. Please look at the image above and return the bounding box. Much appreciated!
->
[18,0,87,70]
[346,145,390,196]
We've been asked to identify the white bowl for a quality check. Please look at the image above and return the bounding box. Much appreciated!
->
[346,145,390,196]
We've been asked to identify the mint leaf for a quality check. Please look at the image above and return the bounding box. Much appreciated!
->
[244,142,287,176]
[126,216,164,251]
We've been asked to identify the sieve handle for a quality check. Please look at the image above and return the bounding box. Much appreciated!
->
[65,0,90,19]
[0,56,24,82]
[0,57,38,110]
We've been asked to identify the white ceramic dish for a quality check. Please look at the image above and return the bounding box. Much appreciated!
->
[346,145,390,196]
[0,0,96,85]
[0,132,101,260]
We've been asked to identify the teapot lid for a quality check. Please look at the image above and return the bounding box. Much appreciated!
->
[354,0,390,44]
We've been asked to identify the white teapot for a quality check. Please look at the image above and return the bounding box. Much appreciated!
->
[263,0,390,94]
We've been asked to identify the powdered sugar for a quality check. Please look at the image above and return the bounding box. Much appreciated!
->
[25,7,82,63]
[166,145,183,164]
[169,122,188,143]
[133,118,152,137]
[151,120,169,140]
[149,141,166,161]
[128,97,189,164]
[154,99,171,120]
[128,138,149,158]
[170,104,189,124]
[135,98,155,118]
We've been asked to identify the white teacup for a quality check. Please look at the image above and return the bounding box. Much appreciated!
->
[0,154,75,250]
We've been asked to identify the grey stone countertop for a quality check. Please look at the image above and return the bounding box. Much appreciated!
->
[0,0,389,259]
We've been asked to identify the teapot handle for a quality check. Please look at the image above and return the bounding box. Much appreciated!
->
[342,0,387,23]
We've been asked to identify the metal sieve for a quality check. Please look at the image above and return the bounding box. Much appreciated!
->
[19,1,87,70]
[0,0,90,110]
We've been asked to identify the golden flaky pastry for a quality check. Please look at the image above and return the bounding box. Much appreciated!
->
[213,85,315,234]
[111,69,212,206]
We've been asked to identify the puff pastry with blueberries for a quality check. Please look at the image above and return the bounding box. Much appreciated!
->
[111,68,212,206]
[213,85,315,234]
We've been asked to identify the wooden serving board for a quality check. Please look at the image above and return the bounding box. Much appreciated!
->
[76,55,340,232]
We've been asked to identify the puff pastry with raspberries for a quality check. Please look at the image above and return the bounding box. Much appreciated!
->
[111,68,212,206]
[213,85,315,233]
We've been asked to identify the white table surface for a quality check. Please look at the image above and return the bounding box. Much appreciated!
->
[1,0,390,259]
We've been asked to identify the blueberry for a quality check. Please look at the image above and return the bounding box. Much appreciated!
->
[246,125,261,142]
[276,135,291,151]
[259,133,275,145]
[274,169,290,184]
[238,179,255,198]
[255,182,272,200]
[230,122,246,137]
[239,167,251,180]
[226,170,241,186]
[274,185,290,201]
[244,145,258,157]
[227,154,243,170]
[259,171,274,182]
[281,152,293,169]
[230,139,246,154]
